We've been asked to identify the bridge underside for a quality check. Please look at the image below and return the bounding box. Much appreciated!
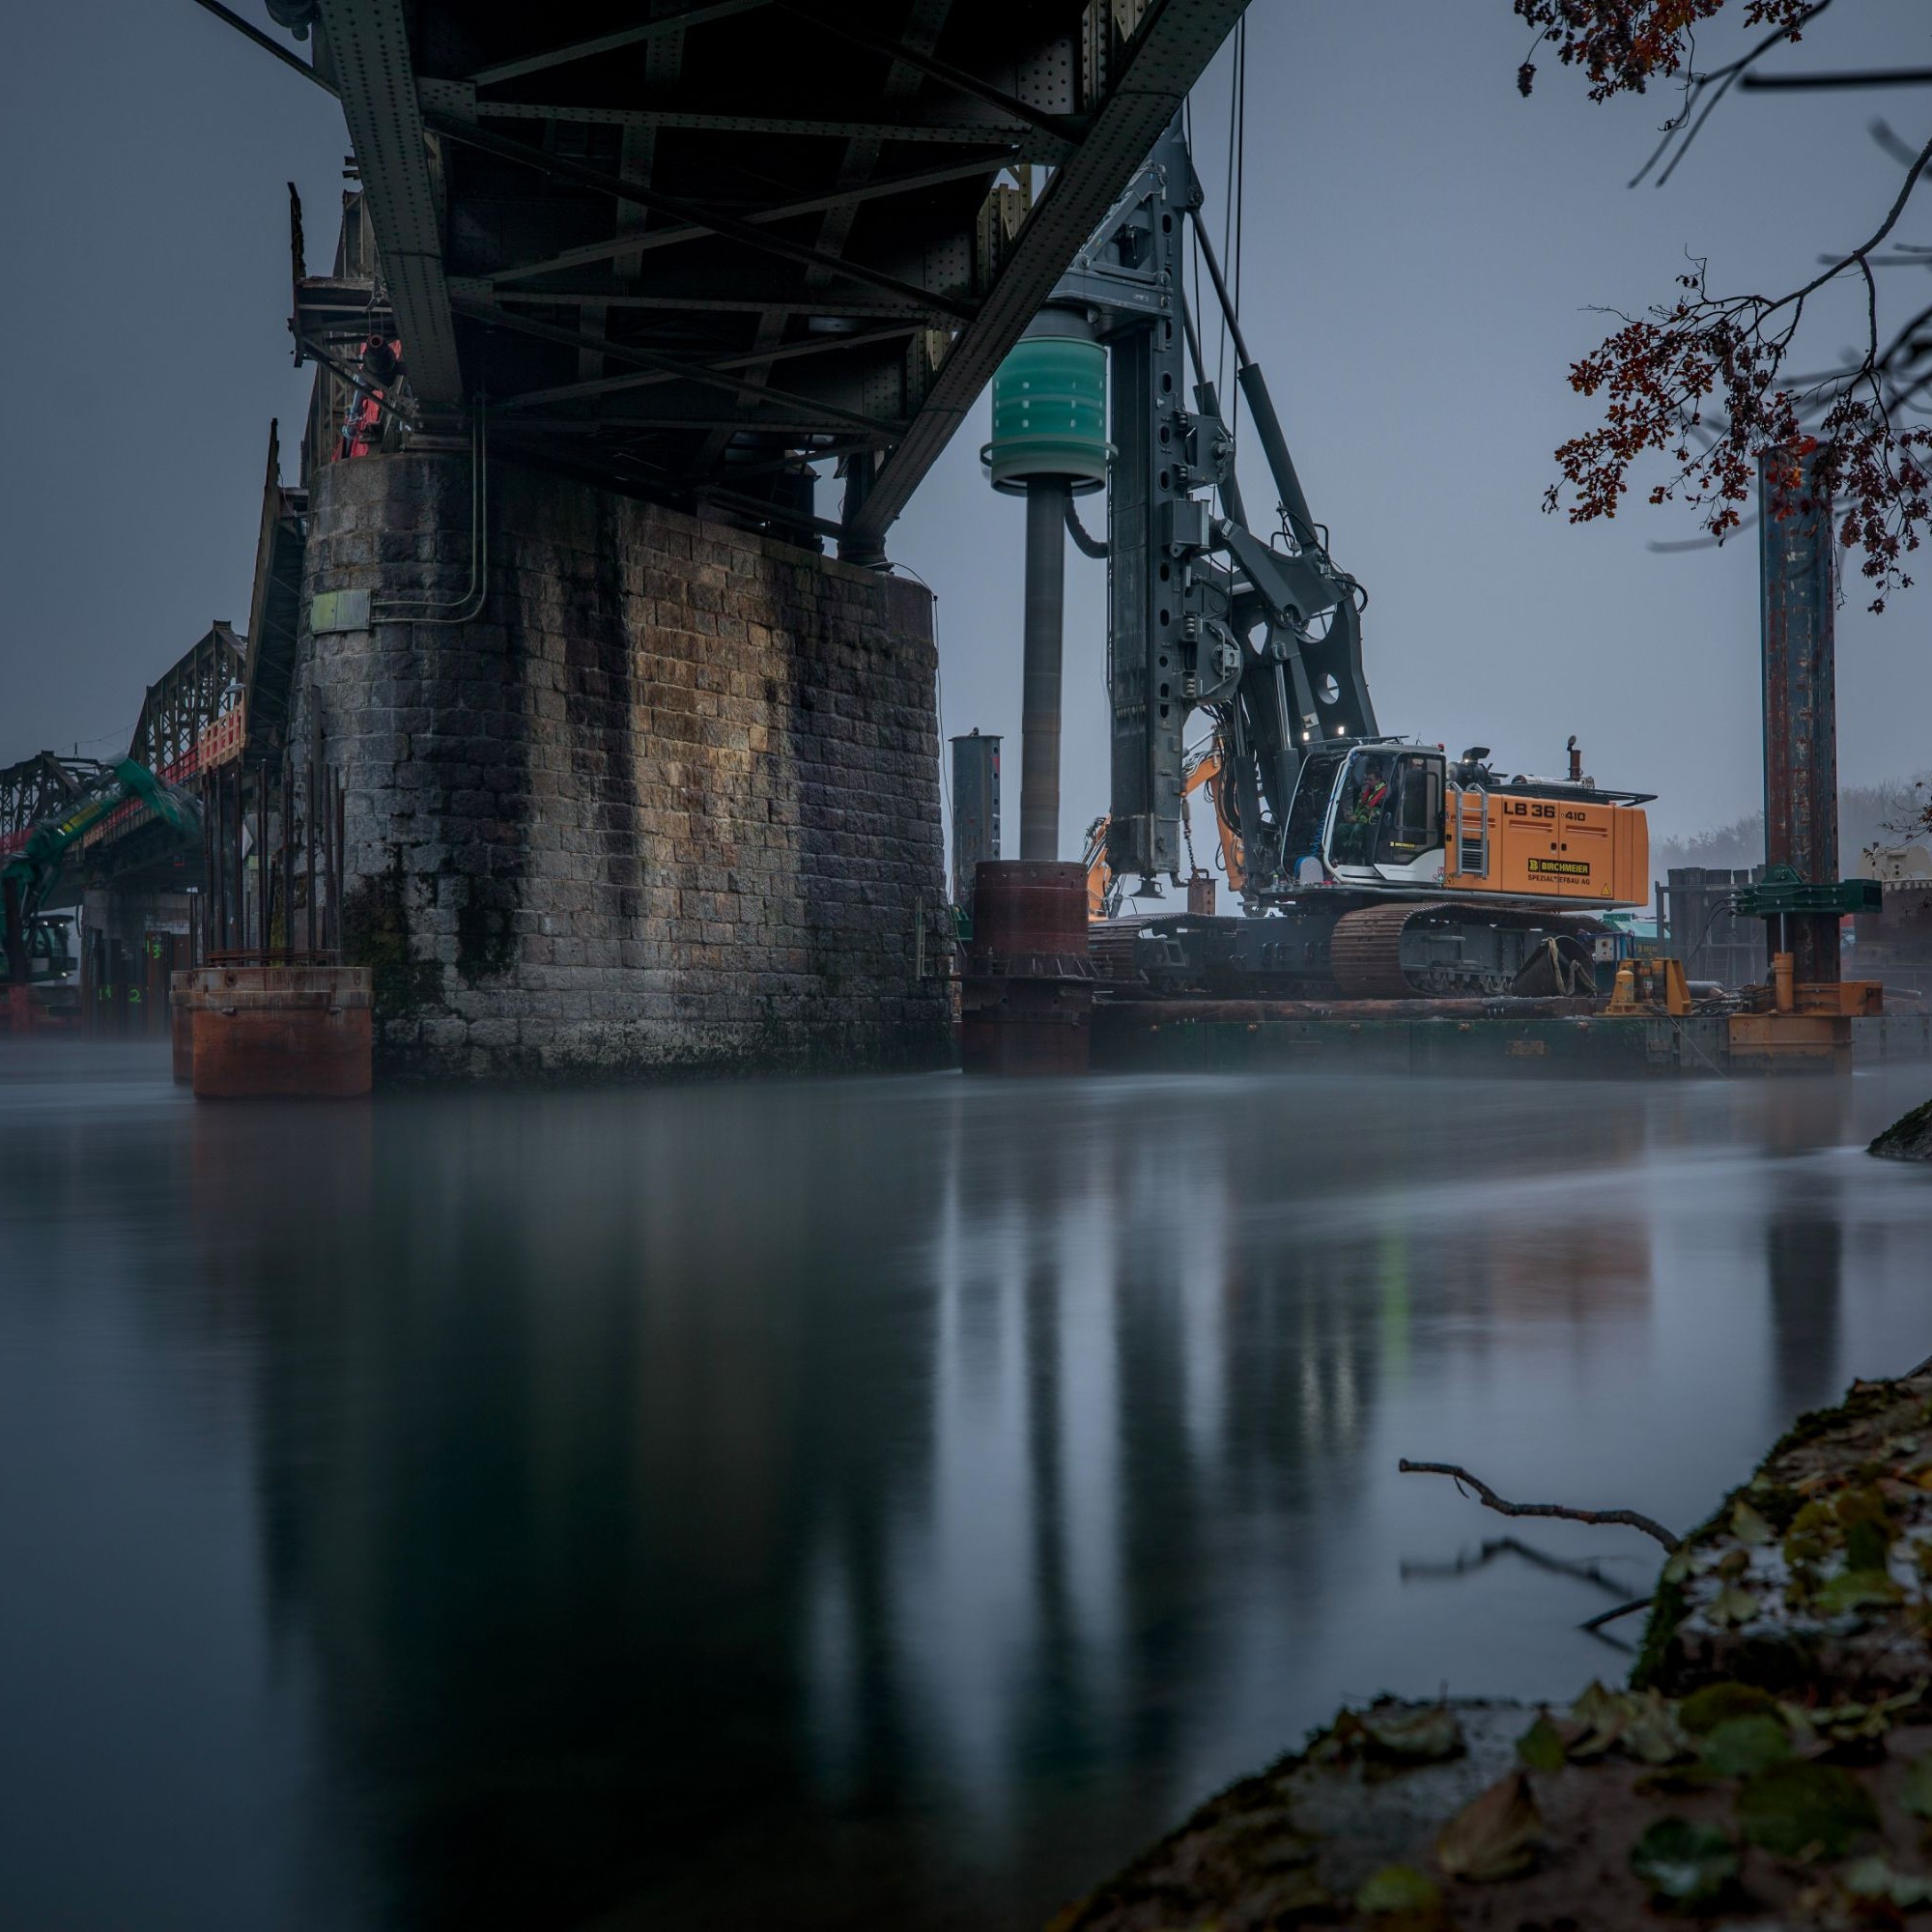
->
[302,0,1244,558]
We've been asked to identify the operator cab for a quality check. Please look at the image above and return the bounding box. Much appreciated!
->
[1284,743,1446,887]
[25,914,74,983]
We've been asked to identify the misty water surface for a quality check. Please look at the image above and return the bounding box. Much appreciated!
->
[2,1047,1929,1929]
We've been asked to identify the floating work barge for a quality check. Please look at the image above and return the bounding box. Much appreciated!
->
[961,896,1929,1079]
[1090,994,1932,1077]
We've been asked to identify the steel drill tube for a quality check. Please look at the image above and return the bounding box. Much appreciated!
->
[1758,446,1839,983]
[1020,478,1068,861]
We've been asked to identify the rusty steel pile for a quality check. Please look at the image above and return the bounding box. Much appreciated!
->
[959,861,1098,1076]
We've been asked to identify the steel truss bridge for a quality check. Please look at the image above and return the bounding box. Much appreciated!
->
[261,0,1246,559]
[5,1,1248,881]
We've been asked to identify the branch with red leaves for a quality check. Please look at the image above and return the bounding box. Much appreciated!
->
[1514,0,1817,106]
[1516,0,1932,611]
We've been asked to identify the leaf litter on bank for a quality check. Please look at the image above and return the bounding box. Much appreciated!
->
[1843,1854,1932,1910]
[1526,1683,1691,1768]
[1049,1376,1932,1930]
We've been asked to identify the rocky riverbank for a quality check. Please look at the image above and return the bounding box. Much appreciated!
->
[1049,1371,1932,1929]
[1872,1096,1932,1161]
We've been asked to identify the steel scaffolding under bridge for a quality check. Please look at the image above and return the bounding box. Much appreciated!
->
[247,0,1246,560]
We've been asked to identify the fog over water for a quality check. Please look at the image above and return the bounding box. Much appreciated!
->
[3,1048,1929,1929]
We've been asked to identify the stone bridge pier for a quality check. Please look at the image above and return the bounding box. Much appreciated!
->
[298,450,952,1078]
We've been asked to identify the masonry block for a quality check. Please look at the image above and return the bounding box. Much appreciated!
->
[297,452,952,1078]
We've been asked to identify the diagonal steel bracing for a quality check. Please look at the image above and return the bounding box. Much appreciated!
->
[467,1,775,87]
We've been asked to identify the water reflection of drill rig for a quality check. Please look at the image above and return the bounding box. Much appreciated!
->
[832,1089,1397,1840]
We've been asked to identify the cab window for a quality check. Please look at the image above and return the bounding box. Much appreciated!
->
[1282,748,1349,871]
[1328,752,1397,867]
[1390,754,1442,852]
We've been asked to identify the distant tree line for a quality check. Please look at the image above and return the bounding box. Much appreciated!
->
[1653,774,1931,874]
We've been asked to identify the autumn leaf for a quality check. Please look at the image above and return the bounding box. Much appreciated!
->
[1698,1713,1791,1779]
[1630,1817,1739,1906]
[1815,1569,1903,1615]
[1737,1760,1878,1860]
[1843,1856,1932,1909]
[1515,1713,1567,1773]
[1435,1770,1545,1882]
[1356,1863,1447,1928]
[1362,1702,1465,1764]
[1513,0,1812,104]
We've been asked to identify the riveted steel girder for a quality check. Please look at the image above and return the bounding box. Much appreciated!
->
[316,0,464,407]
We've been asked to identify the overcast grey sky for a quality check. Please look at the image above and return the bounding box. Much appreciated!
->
[3,0,1929,845]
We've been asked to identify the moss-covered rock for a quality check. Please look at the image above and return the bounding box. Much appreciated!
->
[1871,1094,1932,1161]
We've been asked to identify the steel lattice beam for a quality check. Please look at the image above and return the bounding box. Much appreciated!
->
[129,625,245,776]
[0,754,87,848]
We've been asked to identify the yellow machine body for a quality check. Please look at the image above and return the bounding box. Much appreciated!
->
[1441,782,1650,908]
[1301,744,1653,912]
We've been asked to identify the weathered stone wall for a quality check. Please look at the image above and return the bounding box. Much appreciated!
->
[296,451,952,1078]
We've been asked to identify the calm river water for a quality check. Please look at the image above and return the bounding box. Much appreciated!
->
[2,1045,1930,1929]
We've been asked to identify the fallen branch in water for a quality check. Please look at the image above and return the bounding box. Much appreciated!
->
[1398,1460,1681,1552]
[1400,1534,1633,1596]
[1579,1595,1654,1633]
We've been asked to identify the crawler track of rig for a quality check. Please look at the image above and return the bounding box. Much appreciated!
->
[1329,901,1432,999]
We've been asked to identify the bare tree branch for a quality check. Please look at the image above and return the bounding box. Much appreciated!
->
[1400,1534,1636,1594]
[1579,1595,1656,1632]
[1399,1459,1682,1550]
[1637,0,1836,190]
